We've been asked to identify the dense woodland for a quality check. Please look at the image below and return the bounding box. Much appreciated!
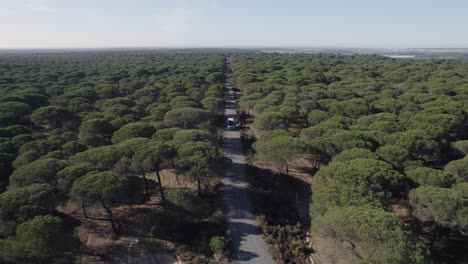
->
[0,51,229,263]
[0,50,467,263]
[230,53,468,263]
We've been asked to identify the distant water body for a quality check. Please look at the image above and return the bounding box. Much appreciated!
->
[383,55,416,58]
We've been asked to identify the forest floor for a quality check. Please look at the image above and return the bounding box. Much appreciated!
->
[58,199,179,263]
[58,169,224,264]
[390,200,468,263]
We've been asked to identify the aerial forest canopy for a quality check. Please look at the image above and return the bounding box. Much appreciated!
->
[0,50,227,262]
[0,50,466,263]
[230,53,467,263]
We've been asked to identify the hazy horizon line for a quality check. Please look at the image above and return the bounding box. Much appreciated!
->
[1,46,468,50]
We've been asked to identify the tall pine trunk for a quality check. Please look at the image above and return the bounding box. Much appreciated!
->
[197,178,202,196]
[155,170,165,201]
[82,202,88,218]
[100,200,117,233]
[141,169,149,198]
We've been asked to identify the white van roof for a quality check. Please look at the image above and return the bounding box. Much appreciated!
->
[227,117,235,121]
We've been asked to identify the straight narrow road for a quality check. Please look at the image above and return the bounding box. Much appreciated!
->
[221,60,275,264]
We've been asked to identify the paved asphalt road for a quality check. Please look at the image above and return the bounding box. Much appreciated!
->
[221,65,275,264]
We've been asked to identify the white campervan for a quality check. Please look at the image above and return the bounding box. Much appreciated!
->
[227,117,235,130]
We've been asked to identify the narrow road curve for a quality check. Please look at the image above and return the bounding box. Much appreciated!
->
[221,59,275,263]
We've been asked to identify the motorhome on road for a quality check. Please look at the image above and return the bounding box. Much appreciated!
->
[227,117,235,130]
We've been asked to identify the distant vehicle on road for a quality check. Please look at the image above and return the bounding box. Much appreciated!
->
[227,117,236,130]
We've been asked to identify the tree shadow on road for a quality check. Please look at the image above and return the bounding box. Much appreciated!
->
[236,250,260,261]
[228,221,263,262]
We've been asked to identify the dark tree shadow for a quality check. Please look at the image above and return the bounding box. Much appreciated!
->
[227,221,262,261]
[245,164,312,224]
[235,250,260,261]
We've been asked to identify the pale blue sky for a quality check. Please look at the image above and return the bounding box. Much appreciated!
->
[0,0,467,48]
